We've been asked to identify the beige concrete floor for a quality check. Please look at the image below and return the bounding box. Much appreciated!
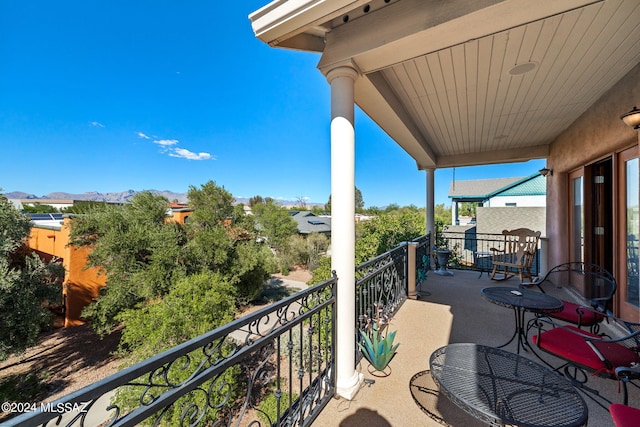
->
[312,270,638,427]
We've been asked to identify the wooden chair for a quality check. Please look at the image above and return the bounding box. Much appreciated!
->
[520,262,617,334]
[489,228,541,282]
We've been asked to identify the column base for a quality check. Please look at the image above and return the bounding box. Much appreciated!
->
[336,371,364,400]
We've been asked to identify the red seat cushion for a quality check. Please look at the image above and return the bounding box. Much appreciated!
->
[542,301,603,326]
[532,325,640,376]
[610,403,640,427]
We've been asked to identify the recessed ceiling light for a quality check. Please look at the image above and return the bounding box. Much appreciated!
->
[509,62,537,76]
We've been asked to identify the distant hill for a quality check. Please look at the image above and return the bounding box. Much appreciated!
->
[3,190,323,207]
[3,190,189,204]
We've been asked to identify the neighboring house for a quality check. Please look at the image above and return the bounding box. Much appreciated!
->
[449,173,546,233]
[28,217,106,327]
[21,199,76,210]
[487,174,546,208]
[289,211,332,236]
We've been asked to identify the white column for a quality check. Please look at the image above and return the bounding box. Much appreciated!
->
[451,201,458,225]
[327,65,362,400]
[426,168,436,268]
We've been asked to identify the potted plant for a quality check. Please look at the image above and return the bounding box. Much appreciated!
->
[433,228,454,276]
[358,304,399,376]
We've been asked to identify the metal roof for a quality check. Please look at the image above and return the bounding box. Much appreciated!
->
[449,173,545,200]
[449,177,522,199]
[289,211,331,234]
[495,174,546,197]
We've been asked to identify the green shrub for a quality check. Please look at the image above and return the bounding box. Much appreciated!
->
[257,390,298,426]
[112,272,240,425]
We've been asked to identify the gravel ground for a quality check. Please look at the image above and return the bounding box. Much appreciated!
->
[0,323,122,412]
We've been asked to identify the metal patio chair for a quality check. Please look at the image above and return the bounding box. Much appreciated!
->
[530,310,640,407]
[520,261,616,334]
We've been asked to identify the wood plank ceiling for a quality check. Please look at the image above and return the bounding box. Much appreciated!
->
[374,0,640,167]
[251,0,640,168]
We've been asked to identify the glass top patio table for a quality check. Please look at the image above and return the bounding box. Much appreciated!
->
[430,343,588,427]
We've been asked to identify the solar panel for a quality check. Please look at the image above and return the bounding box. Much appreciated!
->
[28,213,64,221]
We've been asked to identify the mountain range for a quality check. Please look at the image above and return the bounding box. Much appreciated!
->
[3,190,322,208]
[4,190,189,204]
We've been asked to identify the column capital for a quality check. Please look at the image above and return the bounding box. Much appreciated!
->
[325,61,360,84]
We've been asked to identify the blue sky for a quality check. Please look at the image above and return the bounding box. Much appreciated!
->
[0,1,545,208]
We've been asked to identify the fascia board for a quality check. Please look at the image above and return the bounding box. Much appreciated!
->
[250,0,364,47]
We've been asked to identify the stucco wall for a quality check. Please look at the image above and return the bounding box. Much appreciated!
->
[547,62,640,268]
[488,195,546,207]
[29,219,107,327]
[476,207,546,235]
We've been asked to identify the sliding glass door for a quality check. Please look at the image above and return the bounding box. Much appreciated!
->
[618,147,640,320]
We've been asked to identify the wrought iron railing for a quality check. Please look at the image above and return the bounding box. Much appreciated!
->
[7,233,433,427]
[6,276,337,427]
[352,233,430,360]
[413,233,431,285]
[355,244,409,332]
[438,230,540,276]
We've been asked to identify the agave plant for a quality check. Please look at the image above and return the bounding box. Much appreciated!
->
[358,305,399,372]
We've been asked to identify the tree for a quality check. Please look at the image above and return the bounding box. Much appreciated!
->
[62,200,109,214]
[113,272,240,425]
[22,204,59,214]
[252,199,298,252]
[296,196,307,209]
[69,183,275,334]
[187,181,234,226]
[69,192,182,334]
[249,195,271,208]
[186,182,274,303]
[325,187,365,212]
[458,201,479,218]
[309,208,426,284]
[0,195,63,360]
[286,232,329,270]
[355,210,426,264]
[433,203,450,226]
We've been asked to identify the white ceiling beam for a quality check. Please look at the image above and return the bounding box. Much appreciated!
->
[435,145,549,168]
[355,74,437,169]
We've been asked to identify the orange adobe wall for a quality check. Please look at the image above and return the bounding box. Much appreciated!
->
[28,218,106,327]
[28,209,191,327]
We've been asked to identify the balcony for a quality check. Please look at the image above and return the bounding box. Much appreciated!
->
[6,234,639,426]
[314,269,638,427]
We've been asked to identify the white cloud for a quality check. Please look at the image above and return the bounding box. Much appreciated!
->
[142,131,214,161]
[169,148,214,161]
[90,121,105,128]
[153,139,179,147]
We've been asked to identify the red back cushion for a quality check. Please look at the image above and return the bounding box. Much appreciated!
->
[532,325,640,376]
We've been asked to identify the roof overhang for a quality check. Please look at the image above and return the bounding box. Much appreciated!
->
[250,0,640,169]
